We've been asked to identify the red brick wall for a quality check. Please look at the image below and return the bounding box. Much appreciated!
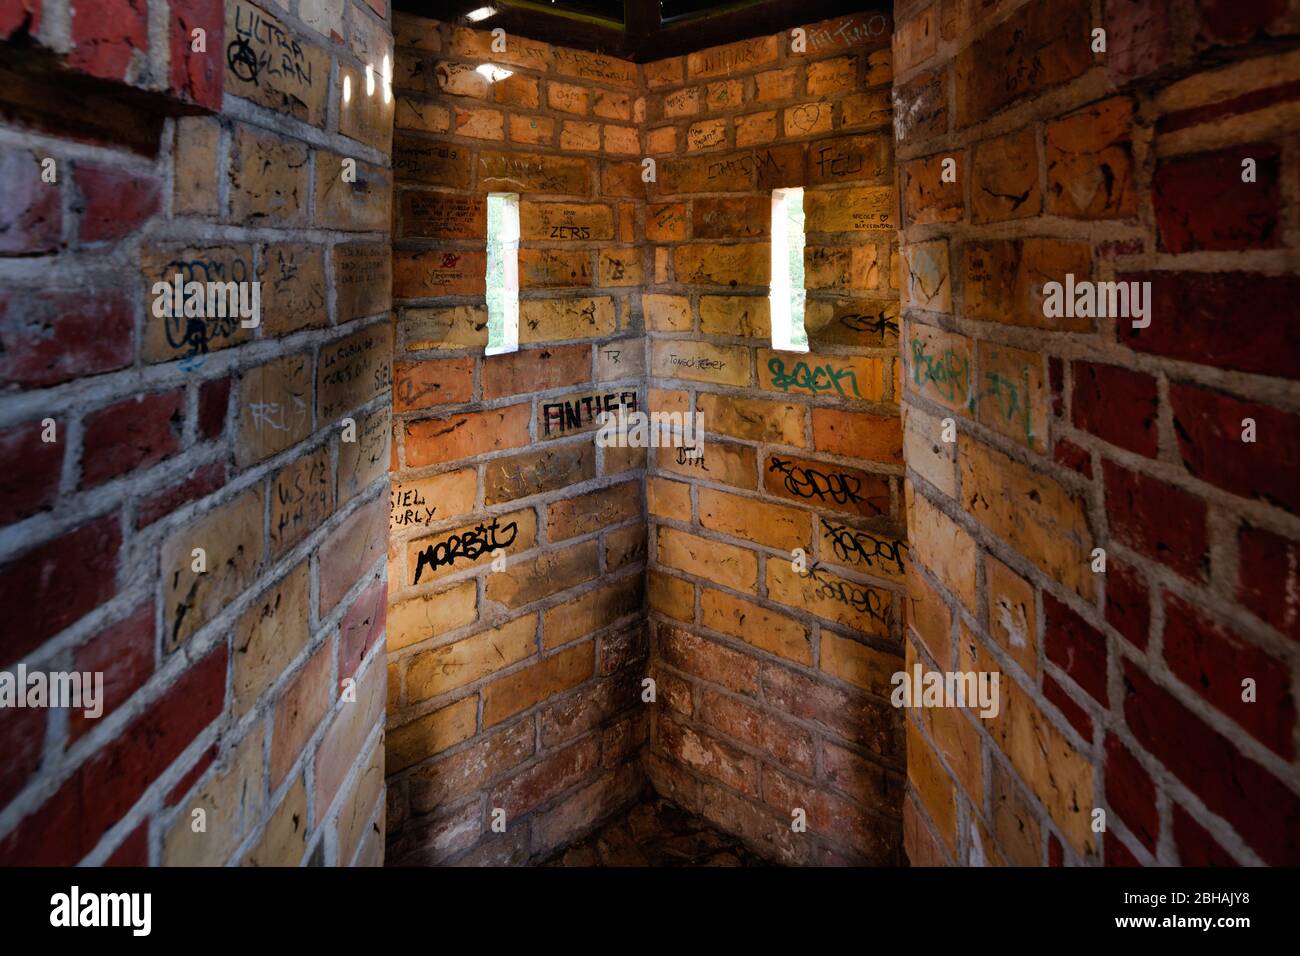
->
[384,15,648,865]
[0,0,392,866]
[894,0,1300,866]
[640,12,906,865]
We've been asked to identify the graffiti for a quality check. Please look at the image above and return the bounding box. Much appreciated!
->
[769,457,872,509]
[160,257,251,358]
[412,516,518,585]
[910,337,970,403]
[821,519,908,576]
[839,309,899,338]
[542,390,638,436]
[766,356,861,397]
[228,2,315,88]
[391,486,436,528]
[802,562,890,623]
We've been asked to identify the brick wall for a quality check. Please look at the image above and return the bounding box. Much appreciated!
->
[0,0,393,866]
[639,12,908,865]
[894,0,1300,865]
[384,15,649,865]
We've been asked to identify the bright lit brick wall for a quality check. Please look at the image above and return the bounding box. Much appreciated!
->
[384,14,649,866]
[639,11,908,865]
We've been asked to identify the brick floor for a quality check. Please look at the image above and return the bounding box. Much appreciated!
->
[542,794,773,867]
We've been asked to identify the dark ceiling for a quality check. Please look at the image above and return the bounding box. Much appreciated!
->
[393,0,888,60]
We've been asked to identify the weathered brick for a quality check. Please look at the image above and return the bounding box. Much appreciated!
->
[1103,460,1208,583]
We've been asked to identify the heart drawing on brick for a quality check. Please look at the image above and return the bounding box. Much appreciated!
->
[790,104,822,132]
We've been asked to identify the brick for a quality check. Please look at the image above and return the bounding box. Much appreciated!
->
[405,404,531,468]
[338,406,390,504]
[520,296,615,342]
[1044,673,1093,740]
[479,150,592,195]
[229,126,307,223]
[509,114,554,146]
[658,713,758,795]
[393,248,486,297]
[1046,97,1137,219]
[409,720,535,812]
[976,341,1048,452]
[1121,658,1300,865]
[68,0,146,82]
[907,488,977,613]
[658,527,758,593]
[335,244,391,321]
[165,723,264,865]
[953,0,1091,127]
[598,248,643,286]
[961,438,1095,599]
[644,57,683,89]
[907,722,956,848]
[1162,593,1294,757]
[73,165,160,241]
[702,688,815,776]
[1106,559,1150,649]
[767,557,891,636]
[393,356,471,412]
[804,185,896,235]
[698,486,811,552]
[486,444,595,505]
[808,135,890,186]
[971,128,1040,223]
[236,353,311,467]
[692,197,769,240]
[483,642,594,726]
[487,539,600,608]
[399,191,485,240]
[258,243,326,336]
[904,153,963,225]
[405,508,537,588]
[1238,525,1300,640]
[388,581,477,653]
[764,453,889,518]
[315,657,385,812]
[1170,383,1300,514]
[1043,593,1108,705]
[234,563,310,715]
[518,249,592,289]
[812,408,902,463]
[673,242,769,287]
[0,420,63,523]
[604,126,640,155]
[902,403,955,498]
[841,89,891,129]
[1072,362,1159,457]
[963,238,1093,330]
[1118,272,1300,379]
[387,695,478,773]
[81,390,183,487]
[544,576,642,650]
[1173,803,1237,866]
[318,495,386,615]
[984,554,1037,676]
[902,240,951,313]
[687,119,727,151]
[314,155,390,230]
[735,111,777,147]
[695,392,803,447]
[450,25,550,71]
[893,68,948,143]
[821,631,900,697]
[1103,460,1208,583]
[548,480,641,541]
[134,461,228,530]
[390,468,476,535]
[0,644,226,866]
[758,350,886,401]
[67,600,154,743]
[651,340,751,387]
[560,120,600,152]
[224,0,328,125]
[408,614,537,703]
[0,288,132,388]
[140,242,255,361]
[699,588,810,665]
[1154,144,1281,252]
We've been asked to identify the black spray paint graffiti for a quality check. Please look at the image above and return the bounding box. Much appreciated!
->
[802,562,890,623]
[412,516,518,585]
[839,309,899,338]
[821,519,908,576]
[542,391,637,436]
[162,258,249,358]
[391,486,436,528]
[227,2,315,88]
[769,457,872,509]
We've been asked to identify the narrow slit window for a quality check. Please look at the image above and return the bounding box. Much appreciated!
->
[769,186,807,352]
[485,192,519,355]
